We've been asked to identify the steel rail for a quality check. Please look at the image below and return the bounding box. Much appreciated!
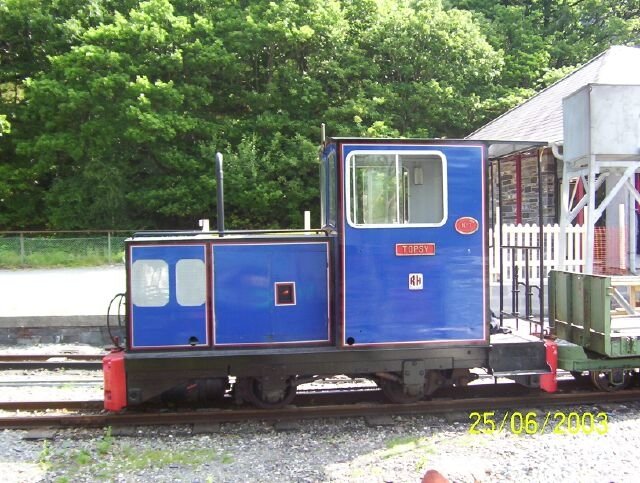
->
[0,379,591,413]
[0,362,103,370]
[0,389,385,412]
[1,388,639,430]
[0,378,101,387]
[0,355,104,361]
[0,400,103,411]
[0,354,104,371]
[0,379,513,412]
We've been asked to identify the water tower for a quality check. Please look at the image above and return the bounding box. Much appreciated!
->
[559,84,640,275]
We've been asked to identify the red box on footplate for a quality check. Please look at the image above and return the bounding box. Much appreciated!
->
[540,340,558,393]
[103,350,127,411]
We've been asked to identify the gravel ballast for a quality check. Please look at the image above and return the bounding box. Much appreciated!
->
[2,404,639,482]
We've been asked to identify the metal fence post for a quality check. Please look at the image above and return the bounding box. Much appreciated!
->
[107,232,112,265]
[19,232,25,265]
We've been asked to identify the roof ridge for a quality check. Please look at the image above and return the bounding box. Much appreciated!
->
[594,45,640,83]
[466,47,614,139]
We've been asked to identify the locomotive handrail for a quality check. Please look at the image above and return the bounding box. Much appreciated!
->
[492,147,547,339]
[130,228,333,238]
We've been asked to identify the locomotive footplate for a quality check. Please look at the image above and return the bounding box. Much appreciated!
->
[489,333,550,387]
[122,345,490,405]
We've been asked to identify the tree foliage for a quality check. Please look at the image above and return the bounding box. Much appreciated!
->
[1,0,638,229]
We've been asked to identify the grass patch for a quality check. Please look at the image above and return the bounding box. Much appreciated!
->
[0,250,22,267]
[73,449,92,466]
[96,426,114,456]
[381,435,434,459]
[119,447,223,471]
[385,435,423,449]
[40,427,233,481]
[0,249,124,268]
[39,440,52,470]
[0,234,127,268]
[221,453,234,464]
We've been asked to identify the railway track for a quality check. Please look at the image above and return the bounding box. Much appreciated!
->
[0,385,386,412]
[0,400,104,411]
[0,378,101,387]
[0,354,104,371]
[1,383,639,430]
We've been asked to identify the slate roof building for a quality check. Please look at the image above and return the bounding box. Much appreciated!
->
[467,45,640,226]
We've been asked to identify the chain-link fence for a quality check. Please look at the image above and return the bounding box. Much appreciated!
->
[0,231,133,268]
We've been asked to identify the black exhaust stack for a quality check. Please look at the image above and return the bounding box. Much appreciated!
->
[215,152,225,236]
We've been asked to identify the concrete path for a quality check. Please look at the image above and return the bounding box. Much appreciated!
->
[0,266,125,317]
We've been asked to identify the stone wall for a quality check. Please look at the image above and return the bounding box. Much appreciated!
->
[0,316,124,346]
[489,150,557,226]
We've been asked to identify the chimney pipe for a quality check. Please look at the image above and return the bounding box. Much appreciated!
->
[215,152,225,236]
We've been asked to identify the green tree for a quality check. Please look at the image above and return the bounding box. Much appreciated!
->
[0,0,142,228]
[325,0,503,137]
[0,0,69,228]
[15,0,636,230]
[449,0,640,87]
[0,115,9,135]
[19,0,232,228]
[548,0,640,67]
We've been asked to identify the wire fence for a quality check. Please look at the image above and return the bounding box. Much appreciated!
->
[0,231,134,268]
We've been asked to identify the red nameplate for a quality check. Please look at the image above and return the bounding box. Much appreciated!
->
[395,243,436,256]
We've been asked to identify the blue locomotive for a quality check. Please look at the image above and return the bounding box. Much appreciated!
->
[103,137,554,410]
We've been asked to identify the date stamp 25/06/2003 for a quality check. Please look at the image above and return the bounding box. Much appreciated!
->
[468,411,608,435]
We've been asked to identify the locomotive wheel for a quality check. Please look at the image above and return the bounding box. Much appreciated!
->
[377,370,446,403]
[235,377,297,409]
[198,377,229,401]
[589,370,632,392]
[379,378,422,404]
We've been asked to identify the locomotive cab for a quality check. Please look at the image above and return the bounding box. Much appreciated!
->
[107,137,551,410]
[324,139,486,347]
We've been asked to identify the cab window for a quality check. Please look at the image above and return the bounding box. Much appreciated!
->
[347,151,447,227]
[320,147,338,229]
[131,260,169,307]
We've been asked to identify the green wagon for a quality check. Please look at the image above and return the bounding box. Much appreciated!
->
[549,270,640,390]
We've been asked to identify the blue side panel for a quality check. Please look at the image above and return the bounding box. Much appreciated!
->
[130,245,207,348]
[214,242,329,345]
[343,144,486,345]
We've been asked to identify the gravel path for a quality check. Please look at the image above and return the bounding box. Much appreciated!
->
[2,403,639,483]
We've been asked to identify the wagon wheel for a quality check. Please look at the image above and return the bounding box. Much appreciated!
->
[589,370,632,392]
[235,377,297,409]
[570,371,590,383]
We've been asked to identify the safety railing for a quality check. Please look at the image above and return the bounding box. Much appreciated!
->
[489,223,587,285]
[0,230,133,267]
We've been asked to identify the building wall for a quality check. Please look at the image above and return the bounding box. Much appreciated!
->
[489,150,557,226]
